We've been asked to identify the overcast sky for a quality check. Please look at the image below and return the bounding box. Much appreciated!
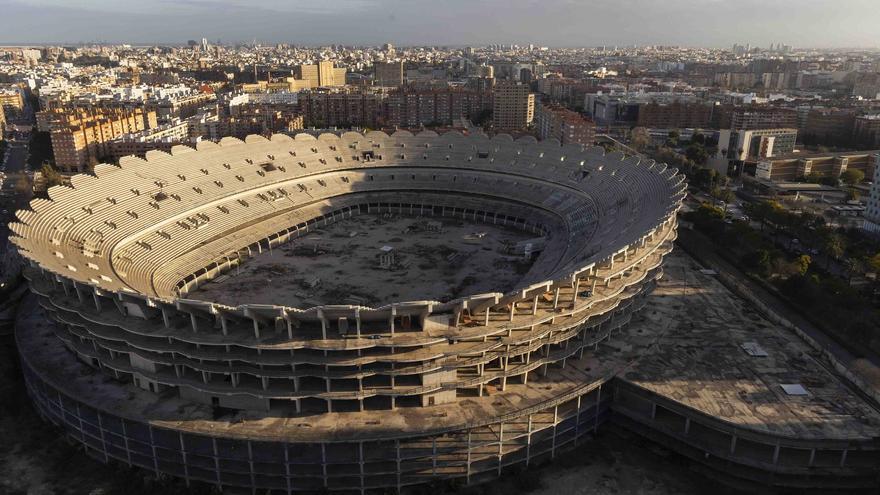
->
[0,0,878,48]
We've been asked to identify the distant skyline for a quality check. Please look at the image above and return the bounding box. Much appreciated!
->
[1,0,879,49]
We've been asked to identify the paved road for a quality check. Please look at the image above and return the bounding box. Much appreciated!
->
[0,142,32,260]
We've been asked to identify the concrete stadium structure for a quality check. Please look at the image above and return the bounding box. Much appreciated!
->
[12,127,873,494]
[10,130,683,492]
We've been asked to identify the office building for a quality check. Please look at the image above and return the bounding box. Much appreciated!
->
[374,61,404,87]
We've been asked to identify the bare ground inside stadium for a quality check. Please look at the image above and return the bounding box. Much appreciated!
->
[192,214,539,307]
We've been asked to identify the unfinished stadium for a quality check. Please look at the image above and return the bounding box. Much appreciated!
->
[10,130,880,493]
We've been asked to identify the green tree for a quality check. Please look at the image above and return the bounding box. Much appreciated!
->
[795,254,812,276]
[40,163,64,188]
[822,232,846,269]
[685,143,709,165]
[630,127,650,152]
[840,168,865,186]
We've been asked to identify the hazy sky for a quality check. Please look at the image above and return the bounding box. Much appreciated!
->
[1,0,878,48]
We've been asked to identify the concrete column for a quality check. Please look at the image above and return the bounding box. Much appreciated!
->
[772,443,780,465]
[161,307,170,328]
[466,429,472,483]
[840,449,848,467]
[730,435,737,455]
[525,414,533,465]
[318,309,327,339]
[532,295,538,315]
[553,287,560,308]
[92,292,102,312]
[509,302,515,321]
[497,421,504,475]
[189,313,198,333]
[220,316,228,336]
[252,319,261,339]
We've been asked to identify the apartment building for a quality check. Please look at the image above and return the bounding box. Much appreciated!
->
[636,100,714,129]
[106,121,192,162]
[387,88,492,128]
[854,115,880,148]
[42,105,157,172]
[727,106,798,130]
[493,81,534,131]
[535,103,596,146]
[799,107,856,145]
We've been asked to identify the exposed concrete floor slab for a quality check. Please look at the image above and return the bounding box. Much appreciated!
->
[192,214,538,307]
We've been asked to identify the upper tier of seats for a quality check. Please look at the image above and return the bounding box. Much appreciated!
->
[11,130,686,308]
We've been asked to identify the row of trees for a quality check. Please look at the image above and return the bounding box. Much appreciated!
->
[685,201,880,356]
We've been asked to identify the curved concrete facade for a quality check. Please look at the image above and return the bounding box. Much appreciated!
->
[12,130,684,492]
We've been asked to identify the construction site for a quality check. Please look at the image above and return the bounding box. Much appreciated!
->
[8,130,880,493]
[194,214,538,308]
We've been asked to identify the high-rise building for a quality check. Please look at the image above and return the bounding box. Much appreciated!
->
[493,81,534,131]
[374,61,404,87]
[535,103,596,146]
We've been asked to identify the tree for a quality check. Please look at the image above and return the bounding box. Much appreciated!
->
[840,169,865,186]
[745,200,782,232]
[795,255,812,276]
[630,127,650,152]
[40,163,64,188]
[684,143,709,165]
[711,187,735,204]
[822,232,846,269]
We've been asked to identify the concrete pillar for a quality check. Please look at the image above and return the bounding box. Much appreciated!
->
[161,307,171,328]
[220,316,228,336]
[840,449,848,467]
[189,313,198,333]
[497,421,504,475]
[252,318,260,339]
[532,295,538,315]
[509,302,515,321]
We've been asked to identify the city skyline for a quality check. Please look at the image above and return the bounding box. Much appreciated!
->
[1,0,879,48]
